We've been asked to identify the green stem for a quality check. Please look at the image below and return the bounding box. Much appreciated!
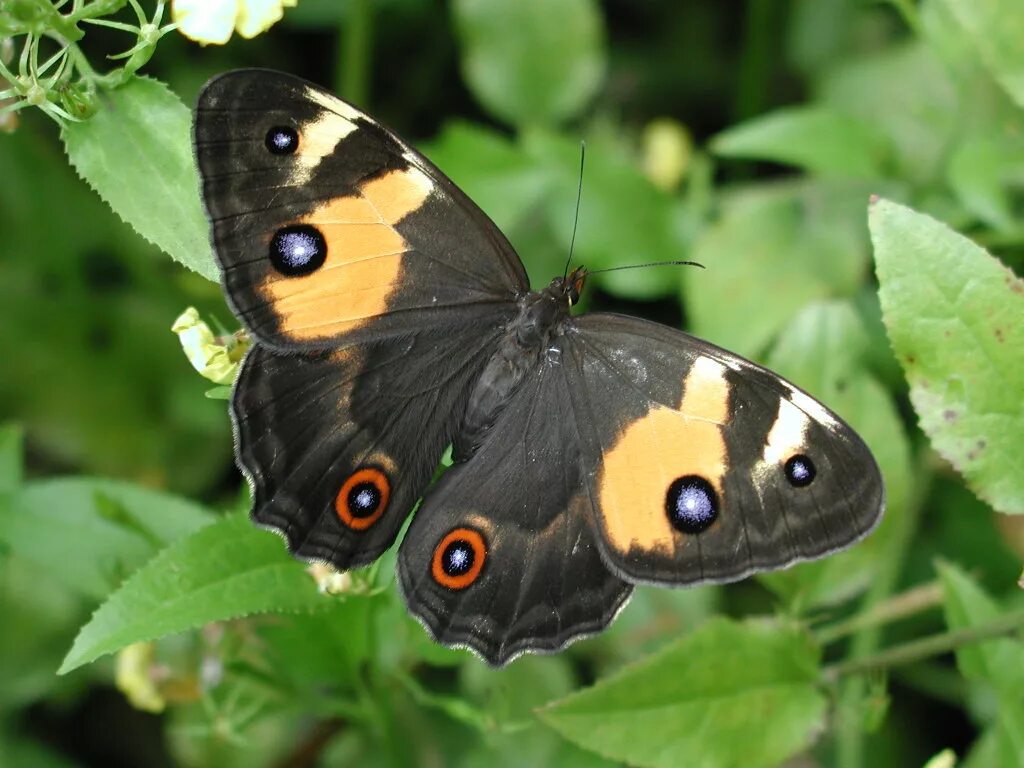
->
[336,0,373,106]
[61,38,98,83]
[824,610,1024,682]
[815,581,943,646]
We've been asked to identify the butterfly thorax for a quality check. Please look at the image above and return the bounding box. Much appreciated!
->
[452,277,576,462]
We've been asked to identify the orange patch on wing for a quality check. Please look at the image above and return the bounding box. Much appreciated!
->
[597,357,730,554]
[431,527,487,591]
[360,168,433,224]
[260,168,434,342]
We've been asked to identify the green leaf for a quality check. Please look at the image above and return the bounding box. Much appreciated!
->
[422,120,553,234]
[686,180,874,358]
[538,618,826,768]
[936,561,1024,690]
[937,0,1024,110]
[0,128,231,492]
[453,0,606,127]
[870,199,1024,514]
[938,562,1024,766]
[60,514,333,674]
[62,77,216,281]
[0,423,23,495]
[0,726,78,768]
[819,43,958,185]
[996,705,1024,768]
[758,301,911,607]
[523,129,683,299]
[0,477,213,600]
[710,105,888,177]
[947,135,1024,232]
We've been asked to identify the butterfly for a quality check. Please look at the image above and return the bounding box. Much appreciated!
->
[193,69,885,665]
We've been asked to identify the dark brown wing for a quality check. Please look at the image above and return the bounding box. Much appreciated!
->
[234,314,511,569]
[195,69,528,350]
[397,359,632,665]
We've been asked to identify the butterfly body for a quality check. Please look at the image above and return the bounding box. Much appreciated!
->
[194,70,885,665]
[455,271,580,461]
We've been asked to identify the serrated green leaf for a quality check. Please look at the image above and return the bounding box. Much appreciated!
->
[758,301,910,607]
[936,561,1024,690]
[62,77,216,281]
[686,180,874,358]
[538,618,826,768]
[710,105,888,177]
[60,514,332,674]
[937,0,1024,110]
[870,199,1024,514]
[0,478,213,600]
[453,0,606,127]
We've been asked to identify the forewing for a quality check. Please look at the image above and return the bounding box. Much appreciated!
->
[195,69,528,349]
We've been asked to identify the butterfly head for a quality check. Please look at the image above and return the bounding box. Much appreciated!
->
[554,267,588,308]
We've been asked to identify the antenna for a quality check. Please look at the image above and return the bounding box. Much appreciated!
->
[563,140,586,280]
[588,260,705,275]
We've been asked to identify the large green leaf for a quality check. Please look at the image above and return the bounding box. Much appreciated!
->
[686,180,872,358]
[938,562,1024,766]
[757,301,910,607]
[710,105,888,178]
[538,618,826,768]
[870,199,1024,514]
[0,424,22,495]
[922,0,1024,232]
[937,561,1024,690]
[453,0,606,127]
[0,128,231,490]
[59,514,332,673]
[819,42,958,185]
[937,0,1024,109]
[422,120,553,236]
[62,77,216,281]
[0,477,213,600]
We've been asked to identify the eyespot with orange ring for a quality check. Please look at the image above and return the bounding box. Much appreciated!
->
[335,467,391,531]
[431,527,487,590]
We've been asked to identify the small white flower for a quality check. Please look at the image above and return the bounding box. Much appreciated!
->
[172,0,297,45]
[171,307,246,385]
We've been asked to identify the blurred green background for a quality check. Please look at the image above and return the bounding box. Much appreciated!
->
[2,1,1023,766]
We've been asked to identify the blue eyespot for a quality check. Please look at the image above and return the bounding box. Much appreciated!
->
[666,475,718,534]
[265,125,298,155]
[269,225,326,276]
[785,455,816,487]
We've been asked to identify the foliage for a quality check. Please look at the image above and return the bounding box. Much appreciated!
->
[2,1,1023,766]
